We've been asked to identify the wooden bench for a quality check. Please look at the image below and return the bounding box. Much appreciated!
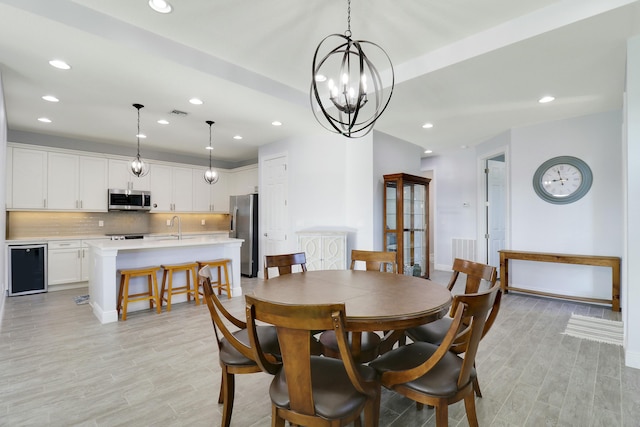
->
[499,250,621,312]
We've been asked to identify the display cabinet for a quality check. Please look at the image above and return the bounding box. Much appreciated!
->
[383,173,430,278]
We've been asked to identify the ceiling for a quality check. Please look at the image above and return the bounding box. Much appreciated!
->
[1,0,639,167]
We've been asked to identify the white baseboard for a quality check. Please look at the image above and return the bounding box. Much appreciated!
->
[626,349,640,369]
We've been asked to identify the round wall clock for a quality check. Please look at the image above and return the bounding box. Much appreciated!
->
[532,156,593,204]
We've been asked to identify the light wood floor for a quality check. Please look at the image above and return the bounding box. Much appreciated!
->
[1,271,639,426]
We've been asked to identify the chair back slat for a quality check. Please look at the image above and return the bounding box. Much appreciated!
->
[264,252,308,279]
[447,258,497,294]
[350,249,397,273]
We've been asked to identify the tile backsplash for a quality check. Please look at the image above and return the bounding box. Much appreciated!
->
[6,211,230,239]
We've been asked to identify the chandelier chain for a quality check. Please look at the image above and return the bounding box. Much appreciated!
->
[346,0,351,38]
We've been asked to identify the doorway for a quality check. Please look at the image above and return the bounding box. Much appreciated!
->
[484,154,506,269]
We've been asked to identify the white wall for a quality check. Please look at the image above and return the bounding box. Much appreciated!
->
[372,131,425,250]
[510,110,622,299]
[423,110,623,298]
[624,35,640,368]
[421,149,478,270]
[258,130,424,255]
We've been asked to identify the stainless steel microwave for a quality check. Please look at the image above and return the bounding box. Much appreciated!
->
[108,189,152,211]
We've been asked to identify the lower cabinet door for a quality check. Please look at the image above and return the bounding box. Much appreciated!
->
[48,248,82,285]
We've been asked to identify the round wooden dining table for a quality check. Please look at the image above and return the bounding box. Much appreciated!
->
[250,270,452,332]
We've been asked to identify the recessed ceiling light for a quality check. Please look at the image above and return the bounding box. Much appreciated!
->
[538,95,555,104]
[157,119,169,125]
[233,135,243,140]
[42,95,59,102]
[49,59,71,70]
[422,122,434,129]
[136,133,147,139]
[314,74,327,82]
[189,98,203,105]
[148,0,172,13]
[205,145,214,150]
[272,121,282,126]
[424,149,433,154]
[38,117,52,123]
[460,145,468,149]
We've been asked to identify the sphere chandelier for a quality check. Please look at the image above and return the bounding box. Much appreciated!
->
[203,120,219,184]
[130,103,150,177]
[310,0,394,138]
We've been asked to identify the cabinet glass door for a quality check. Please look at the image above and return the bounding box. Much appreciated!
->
[383,173,430,278]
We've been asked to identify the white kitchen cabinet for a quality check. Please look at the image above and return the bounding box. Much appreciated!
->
[48,240,83,285]
[11,147,47,209]
[297,231,347,271]
[79,156,108,210]
[49,239,106,284]
[150,164,193,212]
[108,159,150,191]
[47,153,108,211]
[229,165,258,195]
[193,168,229,212]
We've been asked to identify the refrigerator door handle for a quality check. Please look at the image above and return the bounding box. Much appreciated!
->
[231,207,238,237]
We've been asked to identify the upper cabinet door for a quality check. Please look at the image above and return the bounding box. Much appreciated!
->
[12,148,47,209]
[192,168,212,212]
[108,159,150,191]
[149,164,172,211]
[79,156,108,210]
[211,170,229,212]
[47,152,80,210]
[172,166,193,211]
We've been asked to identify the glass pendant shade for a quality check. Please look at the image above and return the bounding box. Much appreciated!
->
[310,0,393,138]
[130,103,150,177]
[203,120,219,184]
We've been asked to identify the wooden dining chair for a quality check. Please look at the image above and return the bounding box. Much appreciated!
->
[199,266,281,427]
[319,249,398,363]
[245,294,381,427]
[264,252,307,279]
[369,283,502,427]
[350,249,398,273]
[404,258,498,396]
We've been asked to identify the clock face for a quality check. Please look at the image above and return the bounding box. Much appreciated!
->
[540,163,583,198]
[533,156,592,204]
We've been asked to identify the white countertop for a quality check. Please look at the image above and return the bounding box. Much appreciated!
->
[5,231,230,245]
[86,236,243,251]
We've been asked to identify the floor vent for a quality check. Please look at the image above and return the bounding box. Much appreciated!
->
[452,238,477,261]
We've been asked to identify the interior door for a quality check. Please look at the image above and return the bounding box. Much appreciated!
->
[486,157,506,268]
[262,154,289,260]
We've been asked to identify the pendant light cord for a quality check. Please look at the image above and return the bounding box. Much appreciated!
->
[345,0,351,38]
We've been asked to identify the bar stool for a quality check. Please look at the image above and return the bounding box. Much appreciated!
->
[196,259,233,298]
[159,262,200,311]
[117,266,161,321]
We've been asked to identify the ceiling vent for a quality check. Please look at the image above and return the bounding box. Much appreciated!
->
[170,109,188,116]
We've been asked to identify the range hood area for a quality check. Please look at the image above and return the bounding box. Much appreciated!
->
[5,211,230,240]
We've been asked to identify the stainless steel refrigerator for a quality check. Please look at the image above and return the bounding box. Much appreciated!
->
[229,194,259,277]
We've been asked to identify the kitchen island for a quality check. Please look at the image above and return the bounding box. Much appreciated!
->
[86,236,243,324]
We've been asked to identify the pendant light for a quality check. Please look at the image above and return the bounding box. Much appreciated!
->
[310,0,394,138]
[203,120,219,184]
[130,103,150,177]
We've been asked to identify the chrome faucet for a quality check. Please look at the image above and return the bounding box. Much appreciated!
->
[170,215,182,240]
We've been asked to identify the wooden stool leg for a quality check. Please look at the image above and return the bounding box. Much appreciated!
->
[165,270,173,311]
[216,266,223,295]
[146,273,154,310]
[191,266,200,305]
[117,274,125,315]
[222,263,232,298]
[122,275,130,321]
[152,272,161,314]
[160,269,168,309]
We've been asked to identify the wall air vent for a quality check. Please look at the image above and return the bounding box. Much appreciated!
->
[170,109,188,116]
